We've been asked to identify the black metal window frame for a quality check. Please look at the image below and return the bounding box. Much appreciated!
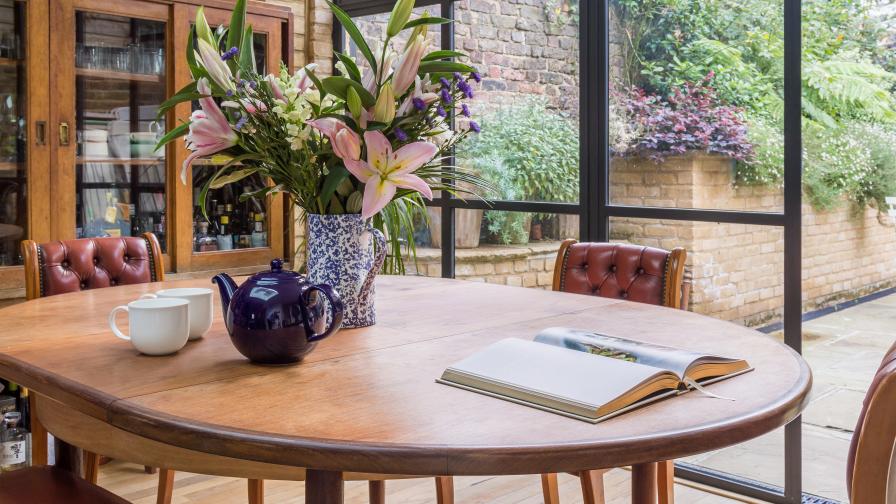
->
[333,0,803,500]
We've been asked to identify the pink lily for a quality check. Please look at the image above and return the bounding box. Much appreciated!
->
[265,74,287,102]
[308,118,362,161]
[181,78,238,183]
[392,34,427,95]
[296,64,318,93]
[222,98,267,114]
[344,130,437,219]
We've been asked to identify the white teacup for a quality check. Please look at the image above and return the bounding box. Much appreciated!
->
[141,288,214,340]
[109,298,189,355]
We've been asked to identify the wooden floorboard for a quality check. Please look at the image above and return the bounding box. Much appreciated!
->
[97,460,764,503]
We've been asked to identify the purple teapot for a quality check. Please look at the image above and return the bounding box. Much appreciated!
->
[212,259,343,364]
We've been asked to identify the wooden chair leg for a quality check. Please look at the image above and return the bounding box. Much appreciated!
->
[435,476,454,504]
[657,460,675,504]
[541,473,560,504]
[83,451,100,484]
[28,394,48,466]
[248,478,264,504]
[579,470,605,504]
[156,468,175,504]
[368,480,385,504]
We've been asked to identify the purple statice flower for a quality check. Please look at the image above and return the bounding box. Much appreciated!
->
[440,88,452,103]
[413,97,427,111]
[439,77,451,89]
[225,89,234,97]
[248,80,257,90]
[235,116,248,131]
[436,105,447,117]
[221,47,239,61]
[457,80,474,99]
[461,103,471,117]
[394,127,408,142]
[469,121,481,133]
[453,72,463,81]
[469,72,482,83]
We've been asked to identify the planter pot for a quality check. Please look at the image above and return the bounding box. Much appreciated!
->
[306,214,386,328]
[557,214,580,240]
[530,223,543,241]
[427,207,484,248]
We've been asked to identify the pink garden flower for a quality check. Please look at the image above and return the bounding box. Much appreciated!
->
[182,78,238,183]
[344,130,437,219]
[309,118,362,161]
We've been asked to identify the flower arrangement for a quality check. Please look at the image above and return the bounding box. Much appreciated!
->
[157,0,486,272]
[613,74,753,163]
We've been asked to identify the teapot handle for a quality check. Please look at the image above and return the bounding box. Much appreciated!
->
[358,227,387,301]
[303,284,344,343]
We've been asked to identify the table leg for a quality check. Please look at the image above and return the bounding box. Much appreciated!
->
[306,469,344,504]
[632,462,658,504]
[53,437,82,477]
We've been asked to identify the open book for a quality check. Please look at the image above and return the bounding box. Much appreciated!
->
[437,327,752,423]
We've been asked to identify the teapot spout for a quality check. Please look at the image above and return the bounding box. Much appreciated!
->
[211,273,238,321]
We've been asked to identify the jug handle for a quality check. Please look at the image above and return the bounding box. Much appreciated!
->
[304,284,344,343]
[358,227,387,302]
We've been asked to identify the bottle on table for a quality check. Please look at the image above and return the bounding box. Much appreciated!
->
[1,412,27,472]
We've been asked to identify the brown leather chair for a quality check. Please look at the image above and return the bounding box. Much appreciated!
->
[543,239,688,504]
[847,341,896,503]
[19,234,178,501]
[0,466,131,504]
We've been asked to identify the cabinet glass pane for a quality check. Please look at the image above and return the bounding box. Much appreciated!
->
[190,33,270,254]
[0,0,24,266]
[74,12,168,251]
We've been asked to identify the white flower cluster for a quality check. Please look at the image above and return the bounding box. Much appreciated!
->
[269,68,323,150]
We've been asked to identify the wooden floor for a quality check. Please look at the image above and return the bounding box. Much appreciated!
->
[98,461,763,503]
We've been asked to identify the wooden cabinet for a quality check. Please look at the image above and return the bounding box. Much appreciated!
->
[0,0,294,292]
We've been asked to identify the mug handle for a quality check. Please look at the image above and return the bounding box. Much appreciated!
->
[108,305,131,341]
[303,284,344,343]
[357,227,387,302]
[139,293,157,300]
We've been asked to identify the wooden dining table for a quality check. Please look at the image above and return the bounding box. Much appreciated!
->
[0,275,811,503]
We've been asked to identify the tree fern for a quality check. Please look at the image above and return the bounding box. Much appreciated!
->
[803,57,896,123]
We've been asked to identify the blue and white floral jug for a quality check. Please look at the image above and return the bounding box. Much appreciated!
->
[307,214,386,328]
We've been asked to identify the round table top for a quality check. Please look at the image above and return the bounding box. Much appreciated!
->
[0,275,811,476]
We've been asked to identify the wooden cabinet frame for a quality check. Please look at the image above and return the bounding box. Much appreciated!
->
[0,0,293,292]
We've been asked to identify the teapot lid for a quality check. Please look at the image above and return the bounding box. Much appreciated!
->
[247,259,304,285]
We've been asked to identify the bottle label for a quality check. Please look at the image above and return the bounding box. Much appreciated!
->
[1,440,25,465]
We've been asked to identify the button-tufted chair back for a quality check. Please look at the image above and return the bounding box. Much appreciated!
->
[20,233,164,300]
[846,340,896,503]
[552,239,687,309]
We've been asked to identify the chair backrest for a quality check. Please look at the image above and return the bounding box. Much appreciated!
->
[20,233,164,300]
[552,239,687,309]
[847,341,896,503]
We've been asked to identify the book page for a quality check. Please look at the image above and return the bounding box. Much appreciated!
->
[535,327,719,378]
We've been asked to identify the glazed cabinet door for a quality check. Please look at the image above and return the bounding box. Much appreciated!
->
[173,4,285,273]
[0,0,50,290]
[49,0,171,263]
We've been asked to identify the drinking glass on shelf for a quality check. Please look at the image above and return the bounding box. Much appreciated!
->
[127,43,140,73]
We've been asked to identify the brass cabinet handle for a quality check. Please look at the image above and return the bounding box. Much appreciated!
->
[35,121,46,145]
[59,122,70,146]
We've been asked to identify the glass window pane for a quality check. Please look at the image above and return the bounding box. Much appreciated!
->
[0,0,24,266]
[609,0,783,212]
[454,0,580,203]
[74,12,168,250]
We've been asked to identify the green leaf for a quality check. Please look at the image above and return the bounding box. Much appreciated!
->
[327,1,377,74]
[321,76,376,107]
[403,16,452,29]
[238,25,256,73]
[318,165,349,212]
[155,121,190,150]
[157,81,200,118]
[226,0,247,59]
[305,67,327,100]
[421,50,466,62]
[195,7,215,46]
[239,185,279,202]
[334,52,363,82]
[209,168,259,189]
[417,61,476,75]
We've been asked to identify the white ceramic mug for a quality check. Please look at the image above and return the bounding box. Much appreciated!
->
[141,288,214,340]
[108,298,189,355]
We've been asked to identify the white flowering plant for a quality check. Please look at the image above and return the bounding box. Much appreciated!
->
[157,0,489,272]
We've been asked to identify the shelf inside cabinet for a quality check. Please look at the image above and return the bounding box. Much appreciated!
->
[75,68,163,83]
[77,158,164,165]
[0,57,21,67]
